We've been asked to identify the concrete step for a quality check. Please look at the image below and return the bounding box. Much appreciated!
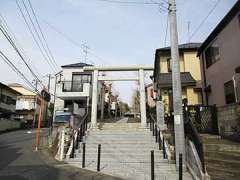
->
[204,144,240,153]
[205,157,240,170]
[206,166,240,180]
[90,129,151,135]
[86,137,155,142]
[77,147,162,153]
[81,143,158,148]
[73,153,164,161]
[205,151,240,161]
[67,162,192,180]
[87,134,154,138]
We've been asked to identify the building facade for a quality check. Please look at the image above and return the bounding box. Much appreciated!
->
[9,83,38,125]
[153,43,202,114]
[0,82,21,119]
[197,1,240,107]
[54,63,93,118]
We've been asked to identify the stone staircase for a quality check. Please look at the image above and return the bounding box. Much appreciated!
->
[202,134,240,180]
[66,121,193,180]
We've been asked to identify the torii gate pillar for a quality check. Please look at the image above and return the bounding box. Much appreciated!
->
[91,70,98,128]
[139,69,147,128]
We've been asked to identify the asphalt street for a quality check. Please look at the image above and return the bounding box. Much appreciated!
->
[0,129,123,180]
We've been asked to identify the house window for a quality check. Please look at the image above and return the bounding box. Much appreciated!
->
[167,58,172,72]
[71,74,92,92]
[204,40,220,68]
[224,80,236,104]
[0,94,6,103]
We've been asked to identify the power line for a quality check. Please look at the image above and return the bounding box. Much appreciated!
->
[15,0,58,73]
[0,50,38,92]
[41,18,109,64]
[0,24,43,87]
[20,0,58,72]
[0,13,42,79]
[189,0,221,41]
[26,0,59,69]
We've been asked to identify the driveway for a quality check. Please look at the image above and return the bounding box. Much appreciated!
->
[0,129,124,180]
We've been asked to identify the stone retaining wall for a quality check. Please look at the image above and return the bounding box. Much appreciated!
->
[217,103,240,136]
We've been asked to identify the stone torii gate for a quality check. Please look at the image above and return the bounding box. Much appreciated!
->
[83,65,154,128]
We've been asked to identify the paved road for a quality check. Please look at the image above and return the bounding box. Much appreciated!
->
[0,129,123,180]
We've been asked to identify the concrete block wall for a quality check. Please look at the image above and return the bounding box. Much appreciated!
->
[217,103,240,136]
[0,118,21,132]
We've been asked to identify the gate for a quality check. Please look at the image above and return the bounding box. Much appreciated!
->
[187,105,219,135]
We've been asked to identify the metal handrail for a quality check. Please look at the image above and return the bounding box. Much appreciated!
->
[183,105,205,173]
[70,113,89,158]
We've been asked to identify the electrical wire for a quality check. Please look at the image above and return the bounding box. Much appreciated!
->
[15,0,58,73]
[0,13,42,79]
[0,50,39,92]
[0,25,43,88]
[189,0,221,41]
[41,18,109,65]
[20,0,58,72]
[26,0,59,69]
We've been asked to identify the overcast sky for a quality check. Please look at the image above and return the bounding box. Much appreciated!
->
[0,0,237,105]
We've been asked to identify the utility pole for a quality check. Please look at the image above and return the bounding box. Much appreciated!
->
[44,74,52,128]
[168,0,186,170]
[32,79,38,128]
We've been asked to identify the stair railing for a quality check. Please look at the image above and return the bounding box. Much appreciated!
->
[67,113,89,159]
[183,103,205,173]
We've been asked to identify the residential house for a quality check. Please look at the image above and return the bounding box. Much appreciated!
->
[153,43,202,114]
[0,82,21,118]
[197,0,240,106]
[9,83,38,125]
[54,63,93,118]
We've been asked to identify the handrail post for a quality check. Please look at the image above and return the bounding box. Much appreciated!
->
[158,130,162,150]
[155,126,158,143]
[179,153,183,180]
[80,124,83,142]
[152,121,155,136]
[97,144,101,171]
[163,137,166,159]
[82,143,86,168]
[199,143,206,173]
[151,150,155,180]
[70,136,75,158]
[150,117,152,131]
[59,129,65,161]
[76,129,79,149]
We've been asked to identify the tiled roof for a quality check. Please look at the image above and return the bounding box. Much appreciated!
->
[0,82,22,95]
[156,43,202,52]
[61,62,93,68]
[157,72,196,88]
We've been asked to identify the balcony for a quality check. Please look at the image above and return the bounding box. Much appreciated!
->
[56,81,91,100]
[62,81,84,92]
